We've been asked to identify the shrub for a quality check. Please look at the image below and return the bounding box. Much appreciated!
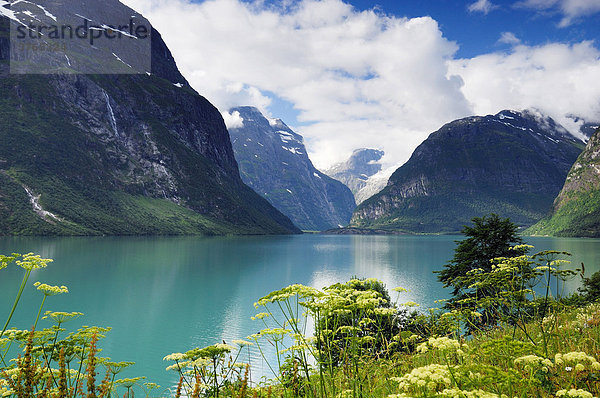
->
[579,270,600,302]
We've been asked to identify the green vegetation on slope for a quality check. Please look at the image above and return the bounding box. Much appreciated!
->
[0,75,298,236]
[527,190,600,237]
[527,128,600,238]
[355,192,549,233]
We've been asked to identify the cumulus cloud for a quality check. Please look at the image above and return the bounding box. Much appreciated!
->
[448,41,600,133]
[121,0,600,170]
[222,110,244,129]
[515,0,600,27]
[122,0,472,168]
[468,0,499,14]
[498,32,521,45]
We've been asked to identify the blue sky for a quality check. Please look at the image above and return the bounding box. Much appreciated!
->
[125,0,600,169]
[347,0,600,57]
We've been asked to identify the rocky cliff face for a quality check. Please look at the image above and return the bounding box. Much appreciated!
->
[324,149,387,204]
[0,0,299,235]
[228,107,356,231]
[350,110,585,233]
[554,129,600,210]
[528,127,600,237]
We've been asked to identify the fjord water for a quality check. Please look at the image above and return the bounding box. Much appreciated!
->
[1,235,599,389]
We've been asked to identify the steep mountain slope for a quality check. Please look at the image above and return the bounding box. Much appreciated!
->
[528,128,600,237]
[324,149,388,204]
[228,107,356,231]
[350,110,584,233]
[0,1,299,235]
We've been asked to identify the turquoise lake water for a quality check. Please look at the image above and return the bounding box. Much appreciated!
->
[1,234,599,391]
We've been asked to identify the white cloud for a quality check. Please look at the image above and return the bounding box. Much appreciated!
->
[121,0,600,170]
[516,0,600,27]
[468,0,499,14]
[122,0,472,169]
[448,41,600,132]
[498,32,521,45]
[222,110,244,129]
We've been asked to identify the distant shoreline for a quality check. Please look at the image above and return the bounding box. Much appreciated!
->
[319,227,412,235]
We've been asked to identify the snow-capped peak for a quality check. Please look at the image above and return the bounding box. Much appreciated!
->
[268,118,284,128]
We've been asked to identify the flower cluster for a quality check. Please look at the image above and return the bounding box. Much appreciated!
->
[163,352,186,361]
[0,253,19,271]
[42,311,83,324]
[251,312,270,320]
[254,284,322,308]
[401,301,420,308]
[0,379,13,398]
[417,336,461,353]
[33,282,68,296]
[555,388,596,398]
[438,388,505,398]
[16,253,53,270]
[514,354,553,373]
[373,307,398,316]
[115,377,146,388]
[555,352,600,372]
[391,364,453,393]
[104,361,134,376]
[232,339,253,347]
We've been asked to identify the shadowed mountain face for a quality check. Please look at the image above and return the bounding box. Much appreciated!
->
[528,127,600,237]
[324,148,387,204]
[580,123,600,139]
[228,106,356,231]
[0,0,299,235]
[351,110,585,233]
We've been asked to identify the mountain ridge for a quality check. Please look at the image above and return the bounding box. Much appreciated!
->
[0,0,299,236]
[324,148,388,205]
[350,110,584,233]
[228,106,356,231]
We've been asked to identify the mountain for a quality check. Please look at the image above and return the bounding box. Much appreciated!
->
[227,106,356,231]
[353,176,389,205]
[324,148,388,204]
[350,110,585,233]
[0,0,299,235]
[581,123,600,138]
[566,115,599,139]
[527,127,600,237]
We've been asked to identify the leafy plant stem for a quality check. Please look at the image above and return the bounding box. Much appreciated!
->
[1,268,32,339]
[33,294,47,331]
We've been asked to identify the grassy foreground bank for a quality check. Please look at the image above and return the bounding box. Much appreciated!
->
[1,251,600,398]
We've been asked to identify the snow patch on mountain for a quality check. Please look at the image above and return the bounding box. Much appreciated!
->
[1,0,21,22]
